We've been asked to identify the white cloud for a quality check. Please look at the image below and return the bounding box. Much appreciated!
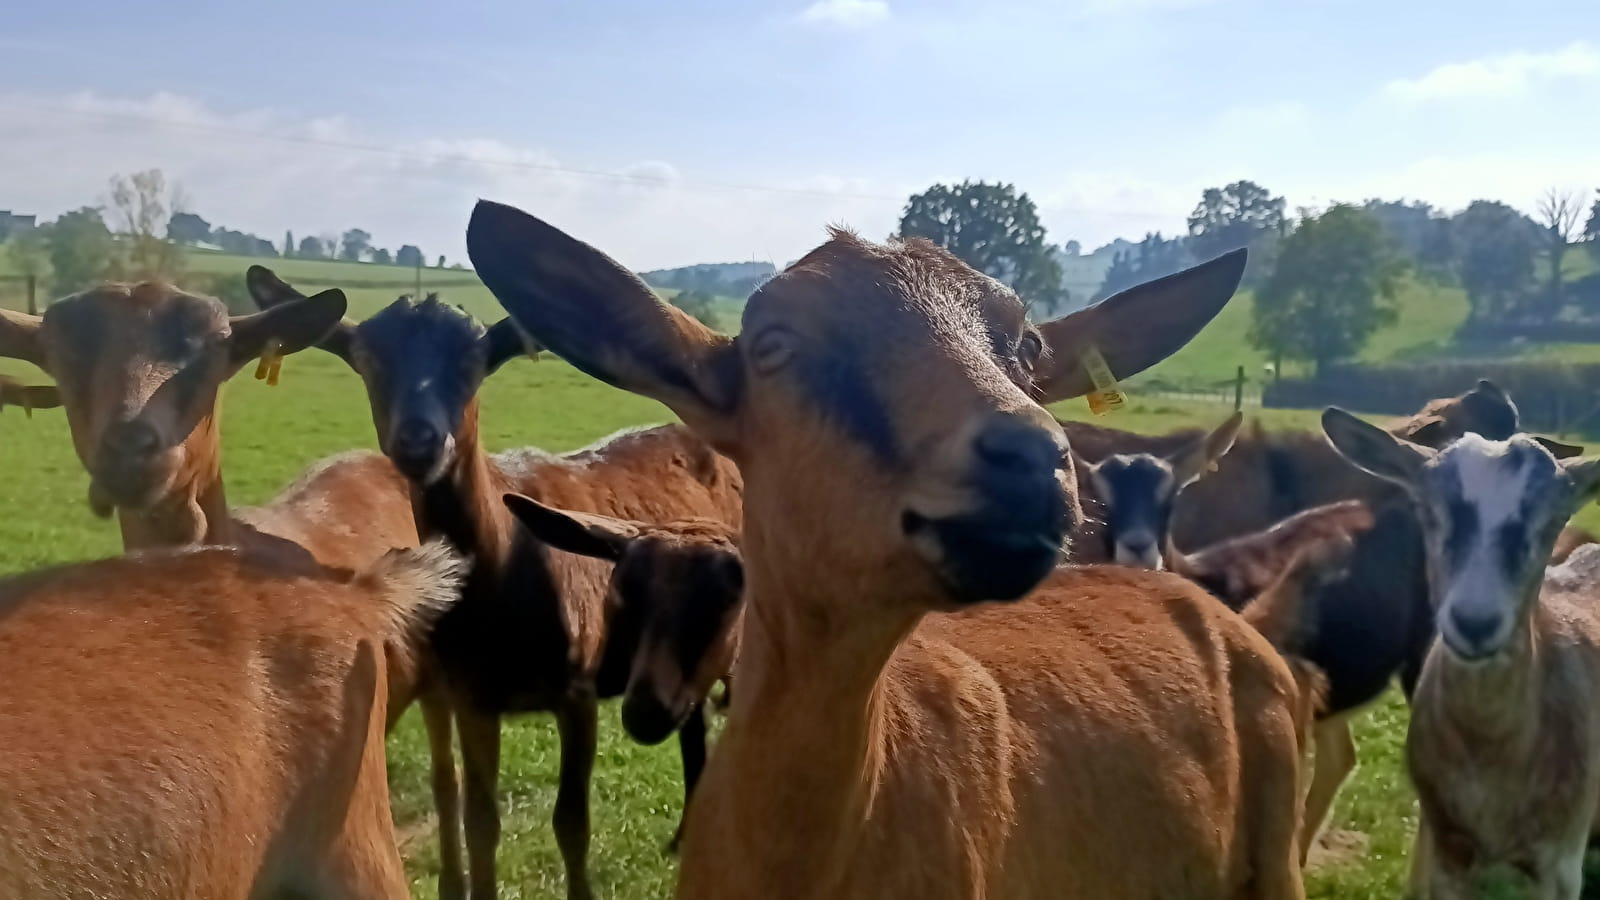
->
[798,0,890,29]
[1383,41,1600,103]
[0,90,901,271]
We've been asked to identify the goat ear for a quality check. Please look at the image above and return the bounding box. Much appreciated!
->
[1535,436,1585,460]
[468,200,741,447]
[244,266,356,364]
[1560,457,1600,507]
[1402,416,1448,448]
[1169,410,1244,486]
[1031,249,1244,402]
[229,286,350,369]
[0,309,46,369]
[483,319,540,374]
[503,493,640,562]
[1322,407,1432,488]
[0,378,61,413]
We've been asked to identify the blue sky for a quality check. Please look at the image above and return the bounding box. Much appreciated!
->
[3,0,1597,269]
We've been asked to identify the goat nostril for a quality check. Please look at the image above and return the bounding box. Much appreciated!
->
[107,422,160,458]
[974,417,1062,478]
[395,422,439,453]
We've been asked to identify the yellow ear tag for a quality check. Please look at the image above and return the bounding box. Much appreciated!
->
[1081,346,1126,416]
[255,340,285,387]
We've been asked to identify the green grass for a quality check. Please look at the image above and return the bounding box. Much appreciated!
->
[5,248,1600,898]
[4,352,1596,898]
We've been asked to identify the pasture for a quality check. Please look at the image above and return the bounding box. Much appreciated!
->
[3,253,1599,898]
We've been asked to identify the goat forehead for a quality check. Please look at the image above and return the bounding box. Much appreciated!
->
[1101,456,1174,497]
[1430,436,1555,526]
[358,302,483,365]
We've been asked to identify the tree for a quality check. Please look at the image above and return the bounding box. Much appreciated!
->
[1187,180,1286,283]
[1535,187,1586,315]
[1249,205,1402,376]
[1586,189,1600,261]
[45,207,118,294]
[298,235,327,259]
[5,228,52,309]
[109,169,185,282]
[1093,232,1191,301]
[1453,200,1539,323]
[340,229,371,262]
[396,245,425,268]
[370,247,393,265]
[166,211,213,245]
[671,289,718,327]
[896,180,1068,313]
[437,255,447,268]
[283,230,295,257]
[1062,239,1083,256]
[211,228,277,257]
[1362,199,1453,276]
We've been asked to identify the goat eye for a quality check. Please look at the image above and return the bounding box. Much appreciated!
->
[1018,333,1043,371]
[750,328,796,375]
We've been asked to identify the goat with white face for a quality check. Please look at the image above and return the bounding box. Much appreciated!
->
[1083,411,1242,568]
[1323,407,1600,899]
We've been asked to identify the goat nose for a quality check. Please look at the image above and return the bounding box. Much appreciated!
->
[973,415,1064,481]
[393,421,440,454]
[1450,607,1502,647]
[105,421,160,458]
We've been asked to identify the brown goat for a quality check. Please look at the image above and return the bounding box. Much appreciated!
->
[503,499,745,854]
[470,202,1307,898]
[0,541,463,899]
[1065,379,1583,551]
[0,285,462,895]
[0,284,419,567]
[247,270,744,900]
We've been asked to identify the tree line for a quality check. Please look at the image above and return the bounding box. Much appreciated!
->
[2,169,446,303]
[894,180,1600,376]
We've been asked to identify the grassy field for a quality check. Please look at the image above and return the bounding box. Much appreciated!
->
[4,249,1600,897]
[3,333,1599,897]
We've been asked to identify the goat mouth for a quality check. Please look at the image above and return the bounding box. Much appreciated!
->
[621,693,687,745]
[88,459,178,513]
[1439,633,1504,664]
[903,502,1067,605]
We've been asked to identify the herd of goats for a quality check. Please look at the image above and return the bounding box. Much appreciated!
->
[2,198,1600,899]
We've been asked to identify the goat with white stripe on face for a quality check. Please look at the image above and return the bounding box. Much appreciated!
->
[1323,408,1600,900]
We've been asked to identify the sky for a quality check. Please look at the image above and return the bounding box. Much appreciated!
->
[2,0,1598,270]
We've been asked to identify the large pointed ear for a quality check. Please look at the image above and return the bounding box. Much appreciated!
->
[1535,436,1584,460]
[467,200,740,443]
[503,493,640,562]
[0,309,46,369]
[1560,456,1600,507]
[1169,410,1244,486]
[483,319,540,374]
[0,377,61,414]
[1031,249,1245,402]
[244,265,356,363]
[1322,407,1432,488]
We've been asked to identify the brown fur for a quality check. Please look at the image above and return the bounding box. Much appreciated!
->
[468,202,1304,898]
[0,375,60,416]
[0,285,420,568]
[0,542,463,899]
[1551,526,1597,565]
[1174,501,1375,607]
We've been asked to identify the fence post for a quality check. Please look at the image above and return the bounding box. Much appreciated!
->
[1233,365,1244,411]
[25,275,36,316]
[414,259,423,300]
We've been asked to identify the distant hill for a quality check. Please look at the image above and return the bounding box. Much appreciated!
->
[639,261,775,298]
